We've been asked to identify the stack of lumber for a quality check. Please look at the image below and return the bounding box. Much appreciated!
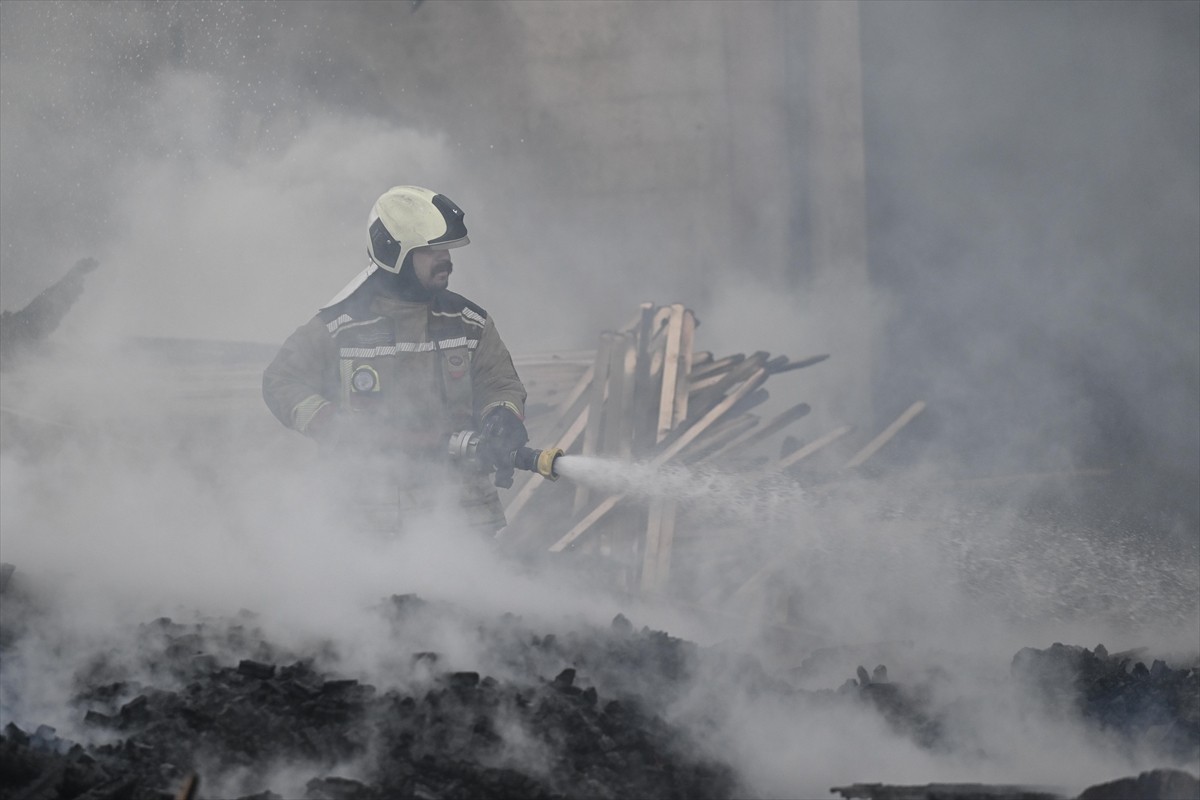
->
[501,302,925,596]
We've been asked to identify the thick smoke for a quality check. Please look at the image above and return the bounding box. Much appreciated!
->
[1,0,1197,796]
[859,1,1199,492]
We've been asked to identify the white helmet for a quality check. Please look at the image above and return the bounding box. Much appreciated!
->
[367,185,469,273]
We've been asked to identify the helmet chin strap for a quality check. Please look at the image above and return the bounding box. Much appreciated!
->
[375,253,435,302]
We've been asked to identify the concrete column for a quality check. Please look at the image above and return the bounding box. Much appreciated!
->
[800,0,874,424]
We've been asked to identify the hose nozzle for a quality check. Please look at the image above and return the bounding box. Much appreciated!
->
[447,431,562,480]
[513,445,563,480]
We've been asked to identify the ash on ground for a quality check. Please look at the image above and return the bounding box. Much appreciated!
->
[0,572,1197,800]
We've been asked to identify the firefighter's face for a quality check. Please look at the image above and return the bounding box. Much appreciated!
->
[411,248,453,290]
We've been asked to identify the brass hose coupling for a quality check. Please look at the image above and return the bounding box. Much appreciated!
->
[513,445,563,480]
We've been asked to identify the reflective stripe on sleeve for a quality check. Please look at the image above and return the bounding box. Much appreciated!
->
[481,399,524,421]
[293,394,331,433]
[325,314,352,333]
[328,315,385,336]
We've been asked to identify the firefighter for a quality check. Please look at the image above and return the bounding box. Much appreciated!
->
[262,186,528,535]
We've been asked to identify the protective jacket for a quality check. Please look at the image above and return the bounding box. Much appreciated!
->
[262,268,526,532]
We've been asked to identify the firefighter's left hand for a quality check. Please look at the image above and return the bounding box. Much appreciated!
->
[478,405,528,472]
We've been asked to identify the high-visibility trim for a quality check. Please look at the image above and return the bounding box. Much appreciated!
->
[293,394,330,433]
[431,308,485,327]
[340,339,477,358]
[432,309,485,329]
[481,399,524,421]
[342,344,433,356]
[325,314,353,333]
[328,315,384,336]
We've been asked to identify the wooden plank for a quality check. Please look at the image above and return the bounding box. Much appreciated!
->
[687,352,769,422]
[574,334,615,516]
[602,333,633,457]
[652,305,673,330]
[595,332,635,556]
[644,309,694,591]
[655,306,686,442]
[657,364,768,460]
[724,387,770,420]
[615,333,638,459]
[763,355,789,373]
[702,401,811,462]
[691,351,714,368]
[773,425,854,471]
[680,414,760,463]
[767,354,830,374]
[688,370,736,394]
[631,302,659,455]
[644,305,687,591]
[673,309,695,424]
[644,497,678,592]
[641,498,667,592]
[842,400,925,470]
[646,306,675,378]
[553,493,624,552]
[550,367,769,552]
[691,353,745,381]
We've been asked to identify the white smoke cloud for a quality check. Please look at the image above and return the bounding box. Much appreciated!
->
[1,1,1197,796]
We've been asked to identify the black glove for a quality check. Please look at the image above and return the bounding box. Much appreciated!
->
[478,405,528,487]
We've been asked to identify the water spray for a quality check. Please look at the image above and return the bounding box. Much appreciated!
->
[446,431,806,526]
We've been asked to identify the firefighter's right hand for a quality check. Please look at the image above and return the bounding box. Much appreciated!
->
[478,405,528,472]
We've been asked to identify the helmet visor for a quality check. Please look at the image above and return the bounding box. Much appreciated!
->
[426,193,469,247]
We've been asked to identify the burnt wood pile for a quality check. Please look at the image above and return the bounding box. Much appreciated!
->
[0,596,736,800]
[504,302,925,597]
[1,594,1196,800]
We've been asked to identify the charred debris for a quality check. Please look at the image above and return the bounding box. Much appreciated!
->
[1,584,1197,800]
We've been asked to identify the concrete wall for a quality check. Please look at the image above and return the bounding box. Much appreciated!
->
[357,0,873,419]
[350,0,864,296]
